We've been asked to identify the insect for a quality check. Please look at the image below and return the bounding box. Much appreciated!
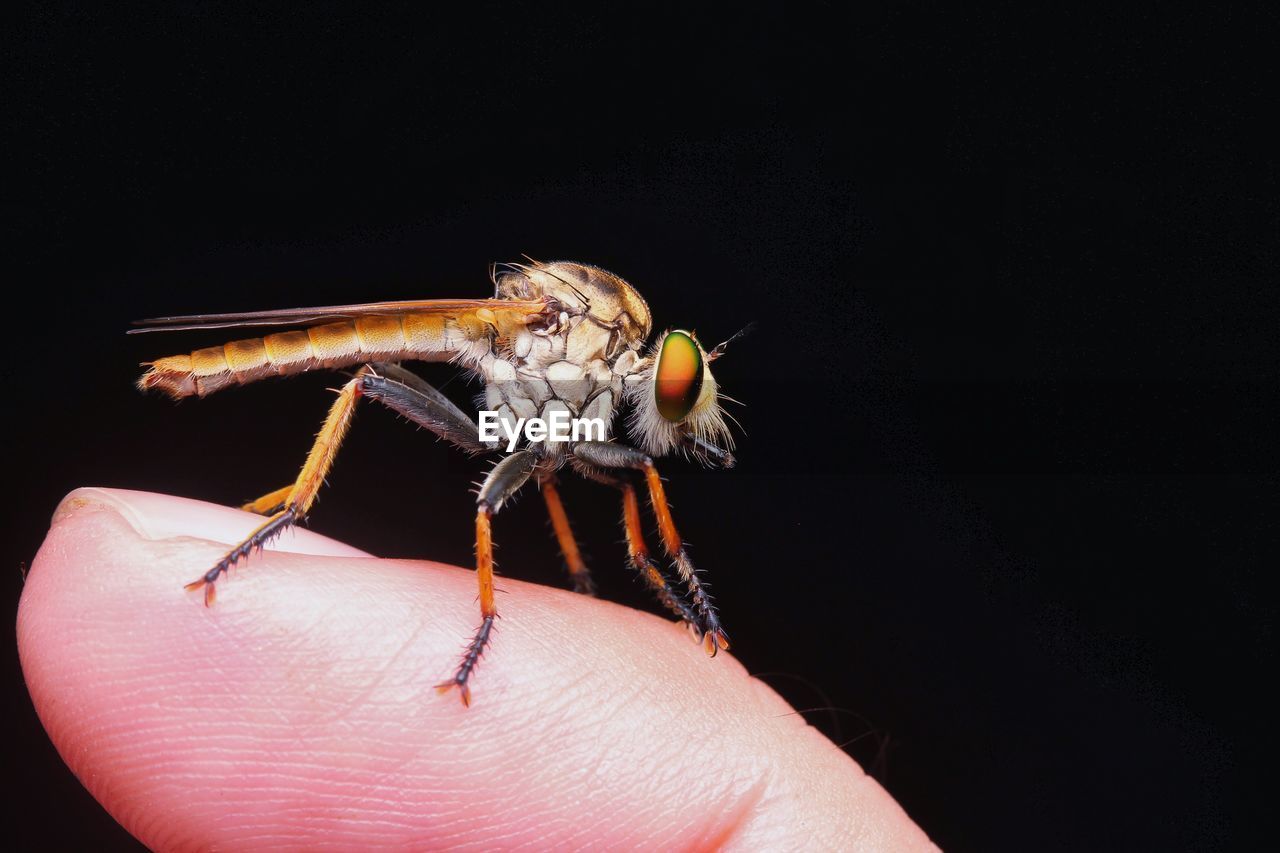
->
[132,260,748,705]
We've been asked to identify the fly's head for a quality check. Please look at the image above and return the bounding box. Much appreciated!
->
[624,326,750,468]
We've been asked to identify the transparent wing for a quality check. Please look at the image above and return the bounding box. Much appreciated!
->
[129,298,552,333]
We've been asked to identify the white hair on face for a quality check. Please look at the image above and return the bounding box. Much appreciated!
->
[623,335,734,462]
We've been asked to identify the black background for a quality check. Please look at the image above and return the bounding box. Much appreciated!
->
[6,4,1272,851]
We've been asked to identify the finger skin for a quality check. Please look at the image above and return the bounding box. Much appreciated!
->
[18,488,935,851]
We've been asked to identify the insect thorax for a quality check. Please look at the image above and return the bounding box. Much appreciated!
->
[477,314,651,457]
[470,260,658,456]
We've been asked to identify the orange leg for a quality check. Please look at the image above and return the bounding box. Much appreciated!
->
[619,482,699,627]
[185,371,365,604]
[640,462,730,655]
[573,462,699,628]
[241,485,292,515]
[436,450,539,706]
[571,441,729,656]
[200,363,500,603]
[241,361,498,517]
[541,478,596,596]
[434,507,499,708]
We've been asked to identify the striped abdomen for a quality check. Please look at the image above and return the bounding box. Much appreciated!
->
[140,312,499,398]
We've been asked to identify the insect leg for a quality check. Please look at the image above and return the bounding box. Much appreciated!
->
[615,477,701,627]
[358,362,498,454]
[539,476,597,596]
[240,485,293,515]
[436,450,539,706]
[186,368,368,604]
[238,362,498,515]
[573,465,699,627]
[572,442,729,656]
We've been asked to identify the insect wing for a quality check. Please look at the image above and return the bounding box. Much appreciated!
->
[129,298,553,333]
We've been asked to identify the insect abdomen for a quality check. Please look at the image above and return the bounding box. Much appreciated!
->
[139,313,491,398]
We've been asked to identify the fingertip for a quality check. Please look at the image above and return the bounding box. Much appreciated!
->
[51,487,370,558]
[20,489,935,851]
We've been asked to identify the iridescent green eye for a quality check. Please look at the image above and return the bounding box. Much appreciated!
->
[654,330,704,422]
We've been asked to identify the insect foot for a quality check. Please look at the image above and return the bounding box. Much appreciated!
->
[704,626,731,657]
[435,614,496,708]
[693,597,731,657]
[183,507,298,607]
[571,573,598,597]
[667,549,730,657]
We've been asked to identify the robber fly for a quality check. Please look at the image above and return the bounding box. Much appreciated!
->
[132,260,748,705]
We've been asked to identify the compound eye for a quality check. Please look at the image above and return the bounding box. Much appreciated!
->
[654,330,704,422]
